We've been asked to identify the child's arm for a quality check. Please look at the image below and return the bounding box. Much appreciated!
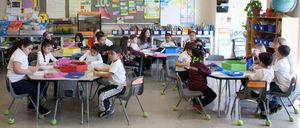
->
[49,53,58,64]
[37,52,48,66]
[94,67,110,72]
[176,60,189,67]
[79,51,89,61]
[13,62,37,74]
[198,63,212,74]
[96,54,103,64]
[93,71,113,77]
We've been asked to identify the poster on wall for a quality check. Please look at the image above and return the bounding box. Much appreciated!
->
[180,0,195,25]
[22,0,34,8]
[144,0,160,19]
[160,0,181,25]
[46,0,65,18]
[69,0,91,17]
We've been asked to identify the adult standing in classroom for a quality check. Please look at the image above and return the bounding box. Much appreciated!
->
[138,28,152,70]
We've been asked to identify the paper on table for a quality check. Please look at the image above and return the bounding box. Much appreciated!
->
[33,71,45,76]
[40,65,54,70]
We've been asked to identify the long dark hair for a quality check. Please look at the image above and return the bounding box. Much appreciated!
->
[119,36,130,55]
[75,33,84,42]
[41,40,53,62]
[139,28,151,44]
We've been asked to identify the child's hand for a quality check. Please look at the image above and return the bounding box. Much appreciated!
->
[93,71,98,76]
[94,67,101,71]
[29,66,38,73]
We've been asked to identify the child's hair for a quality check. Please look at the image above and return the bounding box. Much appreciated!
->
[91,44,101,53]
[273,37,287,46]
[119,36,130,54]
[183,41,195,51]
[108,45,122,54]
[258,52,273,67]
[96,34,106,42]
[191,44,205,63]
[41,39,53,62]
[75,33,84,42]
[130,34,137,40]
[165,33,172,37]
[139,28,151,43]
[253,43,266,53]
[19,38,33,48]
[277,45,290,57]
[188,30,196,35]
[42,31,49,38]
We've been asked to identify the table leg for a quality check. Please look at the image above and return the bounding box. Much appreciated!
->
[36,82,40,120]
[218,79,222,118]
[86,82,90,122]
[156,58,160,81]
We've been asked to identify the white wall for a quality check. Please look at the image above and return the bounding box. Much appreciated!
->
[288,2,300,75]
[0,0,7,20]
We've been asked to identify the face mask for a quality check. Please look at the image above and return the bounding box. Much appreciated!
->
[127,43,130,47]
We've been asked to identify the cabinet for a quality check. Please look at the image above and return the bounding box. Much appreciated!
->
[246,16,299,62]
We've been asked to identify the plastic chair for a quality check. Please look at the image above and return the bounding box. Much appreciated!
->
[231,80,271,126]
[172,74,211,120]
[206,55,224,61]
[111,76,148,125]
[3,76,37,125]
[270,75,298,122]
[160,56,178,95]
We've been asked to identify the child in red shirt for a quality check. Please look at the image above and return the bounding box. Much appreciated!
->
[187,44,217,112]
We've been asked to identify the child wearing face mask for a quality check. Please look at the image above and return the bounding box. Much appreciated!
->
[79,44,103,64]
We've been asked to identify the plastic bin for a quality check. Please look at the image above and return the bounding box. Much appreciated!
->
[254,24,260,30]
[164,47,180,54]
[221,60,247,71]
[62,47,81,55]
[60,61,88,72]
[259,25,268,31]
[268,25,276,33]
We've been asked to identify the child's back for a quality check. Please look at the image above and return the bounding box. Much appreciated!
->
[188,61,211,92]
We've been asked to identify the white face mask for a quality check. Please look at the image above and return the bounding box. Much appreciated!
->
[127,43,131,47]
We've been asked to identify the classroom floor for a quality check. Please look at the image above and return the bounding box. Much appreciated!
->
[0,70,299,128]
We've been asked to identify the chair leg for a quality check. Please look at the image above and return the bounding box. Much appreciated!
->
[91,85,100,101]
[195,97,206,114]
[119,98,130,125]
[135,96,145,112]
[8,99,16,111]
[162,81,171,94]
[230,96,237,119]
[287,97,298,114]
[279,97,291,117]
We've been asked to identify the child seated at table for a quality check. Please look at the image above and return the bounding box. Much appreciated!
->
[95,34,110,64]
[94,45,126,117]
[79,44,103,65]
[74,33,86,48]
[37,39,58,98]
[245,52,274,119]
[269,45,291,114]
[247,43,266,70]
[119,36,145,76]
[187,44,217,113]
[160,33,176,48]
[176,42,193,82]
[129,34,140,51]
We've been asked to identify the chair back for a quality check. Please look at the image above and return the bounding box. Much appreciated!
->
[243,80,267,99]
[287,75,297,95]
[165,56,178,79]
[119,76,144,100]
[206,55,224,61]
[5,76,18,97]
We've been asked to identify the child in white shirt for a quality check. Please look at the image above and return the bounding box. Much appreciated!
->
[246,52,274,119]
[94,45,126,117]
[37,40,58,66]
[160,33,176,48]
[176,42,193,82]
[79,44,103,64]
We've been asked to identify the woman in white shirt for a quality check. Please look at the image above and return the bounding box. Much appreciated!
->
[7,39,51,115]
[79,44,103,64]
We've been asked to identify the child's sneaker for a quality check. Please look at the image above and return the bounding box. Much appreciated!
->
[270,104,282,114]
[192,103,204,113]
[98,111,108,117]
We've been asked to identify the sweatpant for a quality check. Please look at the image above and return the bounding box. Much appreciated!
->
[11,80,45,106]
[41,81,58,97]
[259,82,283,111]
[193,87,217,107]
[98,85,126,111]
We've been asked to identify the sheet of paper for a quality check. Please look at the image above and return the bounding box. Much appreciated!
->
[46,0,66,18]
